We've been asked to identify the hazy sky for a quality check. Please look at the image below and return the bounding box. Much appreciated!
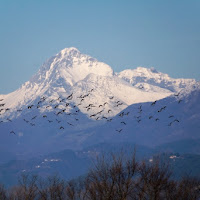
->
[0,0,200,94]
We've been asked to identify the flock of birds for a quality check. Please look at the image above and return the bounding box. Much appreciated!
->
[0,90,183,135]
[115,93,182,133]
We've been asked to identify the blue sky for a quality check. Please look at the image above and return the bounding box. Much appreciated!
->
[0,0,200,94]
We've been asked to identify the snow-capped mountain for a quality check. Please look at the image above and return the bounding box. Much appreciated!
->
[0,47,199,161]
[118,67,199,93]
[1,47,113,109]
[31,47,114,86]
[0,47,173,119]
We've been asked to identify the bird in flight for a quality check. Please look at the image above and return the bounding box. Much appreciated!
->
[174,119,180,123]
[23,119,29,123]
[10,131,16,135]
[67,122,73,126]
[116,129,122,133]
[56,119,61,123]
[28,105,34,109]
[54,105,59,109]
[151,101,157,106]
[67,93,73,100]
[119,112,124,117]
[7,118,12,122]
[139,85,144,89]
[174,92,181,97]
[178,100,182,104]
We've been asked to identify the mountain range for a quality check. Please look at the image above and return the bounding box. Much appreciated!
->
[0,47,199,185]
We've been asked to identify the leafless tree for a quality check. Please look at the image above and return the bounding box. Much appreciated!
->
[174,176,200,200]
[83,150,139,200]
[0,184,7,200]
[37,177,49,200]
[2,151,200,200]
[136,157,172,200]
[9,174,38,200]
[46,175,66,200]
[65,178,87,200]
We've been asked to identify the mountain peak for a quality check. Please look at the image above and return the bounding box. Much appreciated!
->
[134,66,160,75]
[30,47,113,88]
[117,67,166,82]
[118,67,198,93]
[59,47,80,57]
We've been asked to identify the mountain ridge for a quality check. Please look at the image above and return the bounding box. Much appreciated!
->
[1,47,198,109]
[118,66,199,93]
[0,47,199,161]
[0,47,181,117]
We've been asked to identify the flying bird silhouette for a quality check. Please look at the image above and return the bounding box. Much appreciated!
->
[23,119,29,123]
[151,101,157,106]
[67,93,73,100]
[67,122,73,126]
[174,92,181,97]
[178,100,182,104]
[28,105,34,109]
[116,129,122,133]
[174,119,180,123]
[7,118,12,122]
[56,119,61,123]
[10,131,16,135]
[54,105,59,109]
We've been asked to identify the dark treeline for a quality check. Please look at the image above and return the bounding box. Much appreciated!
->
[0,151,200,200]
